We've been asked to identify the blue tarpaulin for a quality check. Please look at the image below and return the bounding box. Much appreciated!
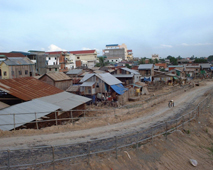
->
[144,77,151,82]
[111,84,128,95]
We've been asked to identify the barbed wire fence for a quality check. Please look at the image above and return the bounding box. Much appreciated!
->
[0,86,212,169]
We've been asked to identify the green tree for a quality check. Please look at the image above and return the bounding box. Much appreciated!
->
[149,59,153,64]
[139,58,145,64]
[95,57,108,67]
[125,64,132,69]
[194,58,208,63]
[207,55,213,61]
[154,58,159,64]
[169,56,178,65]
[177,55,182,60]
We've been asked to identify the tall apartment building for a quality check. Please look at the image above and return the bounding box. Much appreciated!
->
[103,43,133,63]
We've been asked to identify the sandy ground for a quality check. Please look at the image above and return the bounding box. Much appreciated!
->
[0,81,213,150]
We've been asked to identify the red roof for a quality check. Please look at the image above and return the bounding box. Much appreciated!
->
[0,77,63,101]
[45,50,96,55]
[127,50,132,52]
[69,50,96,54]
[0,53,26,57]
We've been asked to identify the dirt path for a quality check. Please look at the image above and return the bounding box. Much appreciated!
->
[0,82,213,150]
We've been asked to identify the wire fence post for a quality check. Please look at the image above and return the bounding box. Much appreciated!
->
[151,126,153,144]
[188,112,190,126]
[136,131,139,149]
[70,110,74,125]
[165,122,168,140]
[13,114,16,131]
[182,116,184,130]
[52,146,55,170]
[55,111,57,126]
[115,136,118,159]
[35,112,38,130]
[198,105,199,118]
[7,149,10,169]
[87,142,90,165]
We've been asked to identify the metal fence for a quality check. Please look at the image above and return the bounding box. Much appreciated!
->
[0,87,211,169]
[0,85,192,131]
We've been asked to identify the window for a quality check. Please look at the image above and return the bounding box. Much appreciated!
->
[53,62,55,65]
[25,70,28,75]
[77,57,80,59]
[55,68,57,71]
[55,57,57,60]
[11,71,14,76]
[3,71,7,76]
[19,71,22,75]
[49,57,50,60]
[49,68,51,71]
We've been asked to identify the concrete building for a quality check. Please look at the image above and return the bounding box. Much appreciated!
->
[103,43,132,62]
[152,54,159,60]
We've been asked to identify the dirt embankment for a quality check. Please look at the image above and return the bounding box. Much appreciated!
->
[49,100,213,170]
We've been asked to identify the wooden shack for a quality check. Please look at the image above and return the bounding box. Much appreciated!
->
[39,72,72,90]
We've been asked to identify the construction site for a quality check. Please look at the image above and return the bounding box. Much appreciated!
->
[0,79,213,169]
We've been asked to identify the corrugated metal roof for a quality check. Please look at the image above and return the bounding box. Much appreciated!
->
[66,85,80,92]
[0,77,63,101]
[66,69,83,75]
[200,63,211,68]
[80,82,95,87]
[168,65,184,68]
[37,91,91,111]
[113,74,134,78]
[0,53,26,57]
[3,57,34,66]
[0,99,60,131]
[121,67,140,74]
[40,72,71,81]
[80,73,95,82]
[96,73,122,85]
[138,64,153,69]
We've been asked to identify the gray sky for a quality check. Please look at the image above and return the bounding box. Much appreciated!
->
[0,0,213,58]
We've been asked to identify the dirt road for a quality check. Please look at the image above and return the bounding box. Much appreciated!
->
[0,82,213,150]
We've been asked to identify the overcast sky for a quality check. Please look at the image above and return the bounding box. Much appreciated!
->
[0,0,213,58]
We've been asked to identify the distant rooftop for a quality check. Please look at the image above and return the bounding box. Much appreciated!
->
[106,44,119,47]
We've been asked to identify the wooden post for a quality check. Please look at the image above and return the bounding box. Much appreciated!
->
[151,126,153,144]
[136,131,139,149]
[7,149,10,169]
[13,114,15,131]
[165,122,168,140]
[115,136,118,159]
[182,116,184,130]
[189,113,190,126]
[55,111,57,126]
[35,112,38,130]
[52,146,55,170]
[70,110,74,125]
[87,142,90,165]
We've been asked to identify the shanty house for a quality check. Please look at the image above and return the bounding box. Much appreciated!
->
[66,69,83,78]
[39,72,72,90]
[0,77,91,130]
[0,56,36,79]
[111,67,141,85]
[80,73,127,103]
[138,64,154,82]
